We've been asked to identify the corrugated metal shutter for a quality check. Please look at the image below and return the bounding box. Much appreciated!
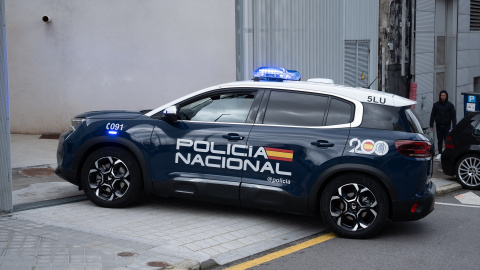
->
[344,40,369,88]
[471,0,480,31]
[236,0,378,88]
[344,41,356,87]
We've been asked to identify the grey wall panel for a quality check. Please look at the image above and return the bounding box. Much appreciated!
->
[457,50,470,68]
[469,65,480,78]
[417,0,436,11]
[344,0,379,40]
[458,0,470,14]
[458,14,470,32]
[415,53,435,74]
[471,33,480,49]
[457,67,470,86]
[470,50,480,67]
[416,32,435,53]
[416,73,435,95]
[416,11,435,32]
[457,33,471,50]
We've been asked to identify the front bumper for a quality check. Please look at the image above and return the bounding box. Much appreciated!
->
[55,131,80,187]
[390,181,436,221]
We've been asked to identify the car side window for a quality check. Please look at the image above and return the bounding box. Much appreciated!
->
[360,103,405,131]
[263,91,328,126]
[326,98,354,125]
[178,92,255,123]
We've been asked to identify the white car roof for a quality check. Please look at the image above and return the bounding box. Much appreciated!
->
[146,80,415,117]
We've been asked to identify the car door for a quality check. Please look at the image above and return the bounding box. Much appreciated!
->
[240,90,353,214]
[149,89,263,205]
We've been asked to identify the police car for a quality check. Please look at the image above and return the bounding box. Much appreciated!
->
[55,67,435,238]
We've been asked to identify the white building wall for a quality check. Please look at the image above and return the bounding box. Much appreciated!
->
[6,0,236,134]
[457,0,480,118]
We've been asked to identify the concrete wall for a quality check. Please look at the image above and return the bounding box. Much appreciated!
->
[456,0,480,119]
[6,0,236,134]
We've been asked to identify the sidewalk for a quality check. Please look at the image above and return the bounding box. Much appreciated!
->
[1,134,462,270]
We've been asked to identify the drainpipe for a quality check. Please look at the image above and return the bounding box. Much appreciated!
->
[401,0,406,77]
[0,0,12,213]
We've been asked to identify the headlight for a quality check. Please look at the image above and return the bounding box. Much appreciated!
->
[70,117,85,131]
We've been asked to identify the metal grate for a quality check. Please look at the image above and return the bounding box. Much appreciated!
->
[13,195,87,212]
[344,40,370,88]
[472,0,480,31]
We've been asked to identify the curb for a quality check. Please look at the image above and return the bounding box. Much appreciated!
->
[435,183,462,196]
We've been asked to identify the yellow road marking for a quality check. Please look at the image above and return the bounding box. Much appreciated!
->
[224,232,336,270]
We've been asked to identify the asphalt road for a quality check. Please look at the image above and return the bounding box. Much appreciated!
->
[218,189,480,270]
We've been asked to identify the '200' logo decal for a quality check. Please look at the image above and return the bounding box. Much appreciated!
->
[349,138,389,156]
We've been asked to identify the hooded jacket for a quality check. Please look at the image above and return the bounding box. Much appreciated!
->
[429,90,457,128]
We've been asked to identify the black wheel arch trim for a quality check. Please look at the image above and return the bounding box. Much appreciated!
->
[308,163,398,213]
[72,136,152,191]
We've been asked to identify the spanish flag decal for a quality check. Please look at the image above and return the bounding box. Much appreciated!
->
[264,147,293,162]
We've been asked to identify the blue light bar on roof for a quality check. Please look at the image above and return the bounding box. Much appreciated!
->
[253,67,301,81]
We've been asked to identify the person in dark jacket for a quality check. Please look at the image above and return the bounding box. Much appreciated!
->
[430,90,457,159]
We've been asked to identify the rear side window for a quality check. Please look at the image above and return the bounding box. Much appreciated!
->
[405,108,424,134]
[326,98,354,125]
[263,91,328,126]
[360,103,404,131]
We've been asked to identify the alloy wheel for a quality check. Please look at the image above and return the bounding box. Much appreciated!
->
[88,156,131,201]
[457,156,480,188]
[329,183,378,231]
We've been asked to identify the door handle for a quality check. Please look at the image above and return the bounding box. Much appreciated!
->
[311,140,334,148]
[222,133,244,141]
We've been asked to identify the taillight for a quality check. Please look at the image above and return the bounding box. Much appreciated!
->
[445,136,455,149]
[395,140,432,158]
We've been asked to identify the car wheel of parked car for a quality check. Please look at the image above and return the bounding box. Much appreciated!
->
[456,154,480,190]
[320,174,389,239]
[81,147,143,207]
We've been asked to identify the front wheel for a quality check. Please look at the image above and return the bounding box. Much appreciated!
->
[81,147,143,208]
[456,154,480,190]
[320,174,389,239]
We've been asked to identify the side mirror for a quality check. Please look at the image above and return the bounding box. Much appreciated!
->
[161,105,178,122]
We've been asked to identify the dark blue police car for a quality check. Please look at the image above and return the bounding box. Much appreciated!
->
[55,67,435,238]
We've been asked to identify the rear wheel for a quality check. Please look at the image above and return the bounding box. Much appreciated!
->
[456,154,480,190]
[320,174,389,239]
[81,147,143,208]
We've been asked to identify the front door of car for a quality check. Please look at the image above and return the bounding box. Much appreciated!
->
[149,89,263,205]
[240,90,353,213]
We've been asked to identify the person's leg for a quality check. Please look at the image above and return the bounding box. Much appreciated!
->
[436,127,449,154]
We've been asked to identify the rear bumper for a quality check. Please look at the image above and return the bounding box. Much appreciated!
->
[390,181,436,221]
[441,150,456,176]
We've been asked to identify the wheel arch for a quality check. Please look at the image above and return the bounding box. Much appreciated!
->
[308,163,398,216]
[72,136,152,191]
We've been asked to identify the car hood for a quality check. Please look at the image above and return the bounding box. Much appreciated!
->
[76,110,148,119]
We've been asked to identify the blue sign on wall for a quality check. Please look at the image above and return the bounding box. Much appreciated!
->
[468,96,476,103]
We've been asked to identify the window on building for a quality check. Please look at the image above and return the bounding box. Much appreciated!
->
[471,0,480,31]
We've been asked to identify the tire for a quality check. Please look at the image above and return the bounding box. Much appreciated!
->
[456,154,480,190]
[320,174,389,239]
[81,147,143,208]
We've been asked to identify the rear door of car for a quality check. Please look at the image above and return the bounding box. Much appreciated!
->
[240,89,354,213]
